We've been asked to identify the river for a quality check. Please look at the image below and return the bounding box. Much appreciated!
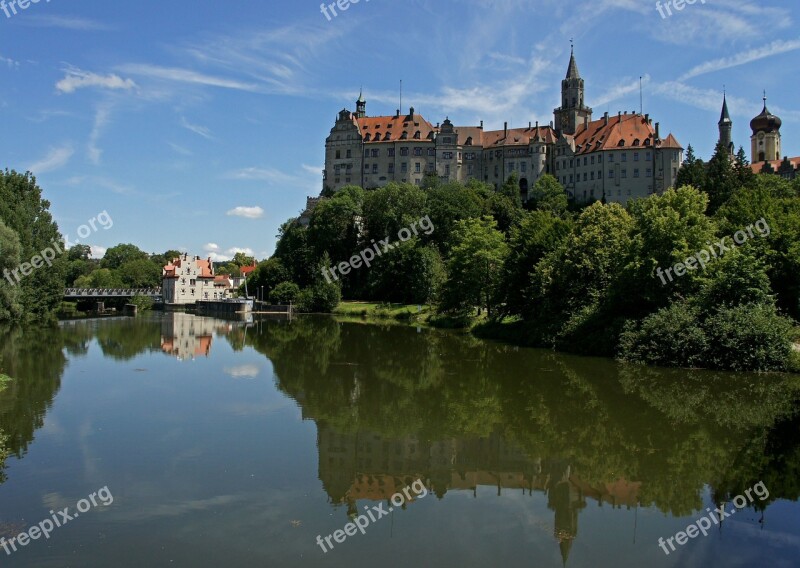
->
[0,312,798,567]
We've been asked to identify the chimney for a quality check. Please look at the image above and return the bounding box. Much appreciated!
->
[535,120,539,129]
[504,121,508,136]
[583,115,588,129]
[409,106,415,117]
[603,112,609,125]
[529,121,532,129]
[655,122,661,139]
[480,120,484,129]
[644,113,649,122]
[396,109,400,117]
[624,110,628,115]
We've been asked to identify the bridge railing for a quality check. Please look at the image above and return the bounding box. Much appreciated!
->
[64,288,163,298]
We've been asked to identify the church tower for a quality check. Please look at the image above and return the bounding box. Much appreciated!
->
[718,93,734,156]
[355,89,366,119]
[554,45,592,135]
[750,93,782,163]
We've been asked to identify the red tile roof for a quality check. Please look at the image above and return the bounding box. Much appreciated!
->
[750,156,800,173]
[162,256,215,279]
[569,113,681,154]
[356,113,437,143]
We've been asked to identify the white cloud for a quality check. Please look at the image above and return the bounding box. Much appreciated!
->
[180,116,212,139]
[28,145,73,174]
[224,365,260,379]
[203,243,220,252]
[168,142,193,156]
[23,15,112,31]
[118,64,262,92]
[88,105,111,164]
[90,245,107,258]
[679,38,800,81]
[226,206,264,219]
[56,68,137,94]
[0,54,19,68]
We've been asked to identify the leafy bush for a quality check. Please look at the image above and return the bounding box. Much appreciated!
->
[704,303,793,372]
[129,294,155,312]
[269,282,300,305]
[618,303,708,368]
[295,280,341,313]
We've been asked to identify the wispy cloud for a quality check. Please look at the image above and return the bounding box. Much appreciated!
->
[679,38,800,80]
[168,142,193,156]
[28,145,73,174]
[56,67,137,94]
[226,206,264,219]
[0,54,19,68]
[203,244,256,262]
[226,167,296,184]
[180,116,212,139]
[65,175,135,195]
[118,64,262,92]
[88,105,111,164]
[23,15,112,31]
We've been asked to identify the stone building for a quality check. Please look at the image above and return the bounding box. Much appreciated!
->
[322,49,683,205]
[162,253,229,306]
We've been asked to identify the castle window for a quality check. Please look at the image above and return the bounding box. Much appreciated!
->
[634,152,639,161]
[371,149,378,157]
[646,168,652,177]
[373,164,378,174]
[387,148,395,157]
[622,169,627,178]
[364,134,371,142]
[618,140,625,147]
[634,169,640,178]
[401,131,408,139]
[346,149,352,158]
[633,139,640,146]
[414,131,421,139]
[384,133,391,141]
[415,163,421,173]
[622,153,627,162]
[336,150,341,159]
[401,163,407,173]
[388,164,394,173]
[414,147,422,156]
[646,151,651,161]
[428,148,435,156]
[609,153,614,162]
[465,137,473,145]
[400,148,409,156]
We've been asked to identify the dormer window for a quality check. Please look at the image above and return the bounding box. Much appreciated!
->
[465,136,472,146]
[414,131,421,139]
[633,138,640,146]
[401,131,408,139]
[618,140,625,147]
[384,133,391,141]
[364,134,371,142]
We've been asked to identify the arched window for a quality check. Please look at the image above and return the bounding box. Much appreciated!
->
[401,131,408,139]
[632,139,640,146]
[414,131,421,139]
[618,140,625,147]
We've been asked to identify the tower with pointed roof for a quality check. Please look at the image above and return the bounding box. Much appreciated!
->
[554,45,592,135]
[718,93,734,156]
[750,92,781,163]
[355,89,366,119]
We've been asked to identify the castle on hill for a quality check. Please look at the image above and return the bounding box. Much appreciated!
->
[321,48,683,205]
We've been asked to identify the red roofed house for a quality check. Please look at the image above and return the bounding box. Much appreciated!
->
[323,48,683,205]
[162,253,229,306]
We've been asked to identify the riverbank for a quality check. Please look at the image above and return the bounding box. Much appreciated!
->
[333,301,800,373]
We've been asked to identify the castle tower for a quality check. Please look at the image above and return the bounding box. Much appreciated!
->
[355,88,366,119]
[750,93,782,163]
[554,45,592,135]
[718,93,734,156]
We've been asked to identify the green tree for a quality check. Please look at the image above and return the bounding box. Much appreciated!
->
[362,183,427,242]
[119,258,162,288]
[74,268,124,288]
[675,144,707,190]
[274,220,315,287]
[367,240,446,304]
[101,244,148,270]
[0,170,66,321]
[499,210,572,317]
[529,174,568,215]
[269,282,300,305]
[232,252,255,268]
[703,140,739,213]
[0,220,23,321]
[440,217,508,317]
[424,181,485,252]
[245,258,290,298]
[500,173,522,207]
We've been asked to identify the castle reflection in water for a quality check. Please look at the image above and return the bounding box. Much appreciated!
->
[317,425,640,563]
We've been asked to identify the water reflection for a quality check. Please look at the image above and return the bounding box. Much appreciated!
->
[0,314,797,565]
[241,316,800,561]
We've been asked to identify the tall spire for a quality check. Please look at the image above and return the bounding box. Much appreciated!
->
[566,39,580,79]
[719,91,731,124]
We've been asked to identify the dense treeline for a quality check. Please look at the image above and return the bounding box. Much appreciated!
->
[262,143,800,372]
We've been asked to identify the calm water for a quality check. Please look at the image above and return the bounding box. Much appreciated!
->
[0,313,799,567]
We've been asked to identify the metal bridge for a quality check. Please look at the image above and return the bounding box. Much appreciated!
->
[64,288,163,300]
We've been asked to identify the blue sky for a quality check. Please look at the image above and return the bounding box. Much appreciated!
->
[1,0,798,260]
